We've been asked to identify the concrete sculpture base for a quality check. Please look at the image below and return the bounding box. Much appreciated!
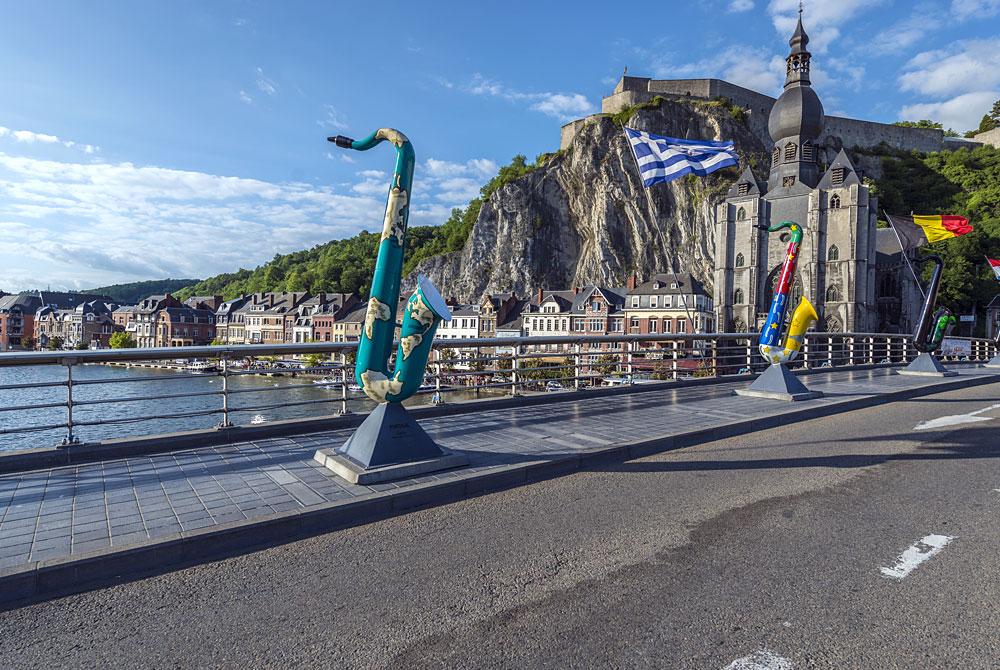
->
[897,352,957,377]
[314,402,467,484]
[985,354,1000,369]
[734,363,823,402]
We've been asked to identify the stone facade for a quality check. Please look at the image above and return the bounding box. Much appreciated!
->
[974,127,1000,148]
[712,13,917,335]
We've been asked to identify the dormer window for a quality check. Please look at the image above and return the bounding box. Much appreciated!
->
[653,282,660,289]
[738,182,750,196]
[670,282,678,289]
[832,166,846,185]
[784,142,798,161]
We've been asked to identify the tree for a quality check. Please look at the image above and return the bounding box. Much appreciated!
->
[303,353,327,370]
[593,354,620,376]
[74,341,89,350]
[46,336,64,350]
[109,332,137,349]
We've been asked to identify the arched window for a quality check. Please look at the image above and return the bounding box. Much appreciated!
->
[784,142,798,161]
[735,252,745,268]
[830,194,841,209]
[826,285,841,303]
[825,316,842,333]
[828,245,840,261]
[736,206,746,221]
[733,288,744,304]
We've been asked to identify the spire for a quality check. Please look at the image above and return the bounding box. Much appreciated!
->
[784,4,811,86]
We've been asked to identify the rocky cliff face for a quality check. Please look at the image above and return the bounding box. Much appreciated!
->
[406,98,770,302]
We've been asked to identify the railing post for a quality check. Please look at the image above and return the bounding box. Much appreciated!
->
[801,336,810,369]
[573,342,581,390]
[745,337,752,371]
[433,348,444,405]
[339,352,351,415]
[710,337,718,378]
[61,358,79,447]
[868,337,875,364]
[219,355,232,428]
[510,347,520,397]
[848,336,855,366]
[671,340,679,380]
[626,340,634,383]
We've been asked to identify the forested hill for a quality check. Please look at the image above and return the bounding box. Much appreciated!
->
[83,278,200,304]
[173,154,548,301]
[872,143,1000,313]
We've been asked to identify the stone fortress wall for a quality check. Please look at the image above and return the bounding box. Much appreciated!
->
[560,76,978,154]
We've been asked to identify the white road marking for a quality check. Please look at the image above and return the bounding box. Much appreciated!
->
[914,403,1000,430]
[880,534,955,580]
[723,649,793,670]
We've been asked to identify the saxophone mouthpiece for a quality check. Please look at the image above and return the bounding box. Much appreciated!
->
[328,135,355,149]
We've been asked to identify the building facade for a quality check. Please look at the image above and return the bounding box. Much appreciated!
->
[713,13,916,335]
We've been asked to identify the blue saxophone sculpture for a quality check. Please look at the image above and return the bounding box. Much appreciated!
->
[328,129,451,403]
[758,220,819,364]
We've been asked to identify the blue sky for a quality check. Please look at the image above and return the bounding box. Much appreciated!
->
[0,0,998,292]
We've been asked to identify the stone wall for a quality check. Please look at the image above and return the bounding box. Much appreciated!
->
[596,76,956,155]
[974,127,1000,148]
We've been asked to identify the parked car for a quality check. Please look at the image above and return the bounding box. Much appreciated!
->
[545,381,564,392]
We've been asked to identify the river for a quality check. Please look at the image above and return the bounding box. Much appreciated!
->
[0,364,498,453]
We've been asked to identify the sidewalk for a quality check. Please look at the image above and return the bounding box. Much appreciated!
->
[1,365,998,606]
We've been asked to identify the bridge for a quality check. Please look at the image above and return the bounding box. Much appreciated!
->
[1,333,999,666]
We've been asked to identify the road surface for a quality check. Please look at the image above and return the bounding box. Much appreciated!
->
[3,381,1000,669]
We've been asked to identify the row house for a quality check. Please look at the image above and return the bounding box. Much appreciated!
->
[155,306,216,347]
[241,292,310,345]
[0,291,112,350]
[295,293,361,343]
[332,303,367,344]
[623,273,715,336]
[34,300,117,349]
[214,296,252,344]
[133,294,184,347]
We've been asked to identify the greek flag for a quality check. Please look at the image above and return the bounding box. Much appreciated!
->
[625,127,738,187]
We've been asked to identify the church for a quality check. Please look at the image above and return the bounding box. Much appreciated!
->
[713,12,917,334]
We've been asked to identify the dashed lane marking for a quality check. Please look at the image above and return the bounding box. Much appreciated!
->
[723,649,793,669]
[880,534,955,580]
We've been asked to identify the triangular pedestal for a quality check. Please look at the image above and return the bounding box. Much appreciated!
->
[985,354,1000,369]
[896,352,957,377]
[734,363,823,401]
[314,403,467,484]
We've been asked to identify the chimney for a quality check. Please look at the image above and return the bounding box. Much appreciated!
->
[536,287,544,304]
[573,286,579,295]
[627,273,638,290]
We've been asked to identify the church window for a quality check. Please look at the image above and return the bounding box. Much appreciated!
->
[736,207,746,221]
[830,194,841,209]
[832,166,846,185]
[826,285,841,303]
[802,141,814,161]
[828,245,840,261]
[738,182,750,196]
[782,176,796,187]
[772,146,781,165]
[733,288,744,304]
[735,253,745,268]
[784,142,797,161]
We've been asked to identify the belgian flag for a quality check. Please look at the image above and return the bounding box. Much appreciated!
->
[886,213,973,250]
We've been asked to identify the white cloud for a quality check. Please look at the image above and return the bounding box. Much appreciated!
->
[319,104,348,131]
[899,90,1000,132]
[652,47,785,95]
[434,177,481,202]
[255,67,277,95]
[728,0,754,11]
[0,126,99,154]
[0,152,386,291]
[899,39,1000,98]
[951,0,1000,19]
[425,157,498,179]
[463,74,595,122]
[767,0,878,53]
[239,90,253,105]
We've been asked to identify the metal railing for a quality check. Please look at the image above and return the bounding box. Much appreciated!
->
[0,333,996,452]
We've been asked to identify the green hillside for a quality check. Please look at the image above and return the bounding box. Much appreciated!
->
[872,143,1000,319]
[84,278,200,304]
[175,153,552,301]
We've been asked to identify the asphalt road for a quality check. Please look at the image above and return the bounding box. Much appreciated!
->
[3,381,1000,669]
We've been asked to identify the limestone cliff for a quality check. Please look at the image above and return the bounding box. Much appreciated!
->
[405,98,770,302]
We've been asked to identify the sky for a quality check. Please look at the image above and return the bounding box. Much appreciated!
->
[0,0,998,293]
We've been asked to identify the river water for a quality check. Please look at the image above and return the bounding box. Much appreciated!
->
[0,364,492,453]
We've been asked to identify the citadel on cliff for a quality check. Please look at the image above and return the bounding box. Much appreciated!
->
[557,13,993,334]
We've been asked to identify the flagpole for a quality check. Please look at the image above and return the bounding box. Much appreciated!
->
[618,122,697,331]
[884,210,926,300]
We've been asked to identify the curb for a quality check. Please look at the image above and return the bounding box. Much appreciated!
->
[0,369,996,609]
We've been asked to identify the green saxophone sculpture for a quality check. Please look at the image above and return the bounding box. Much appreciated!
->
[320,129,463,482]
